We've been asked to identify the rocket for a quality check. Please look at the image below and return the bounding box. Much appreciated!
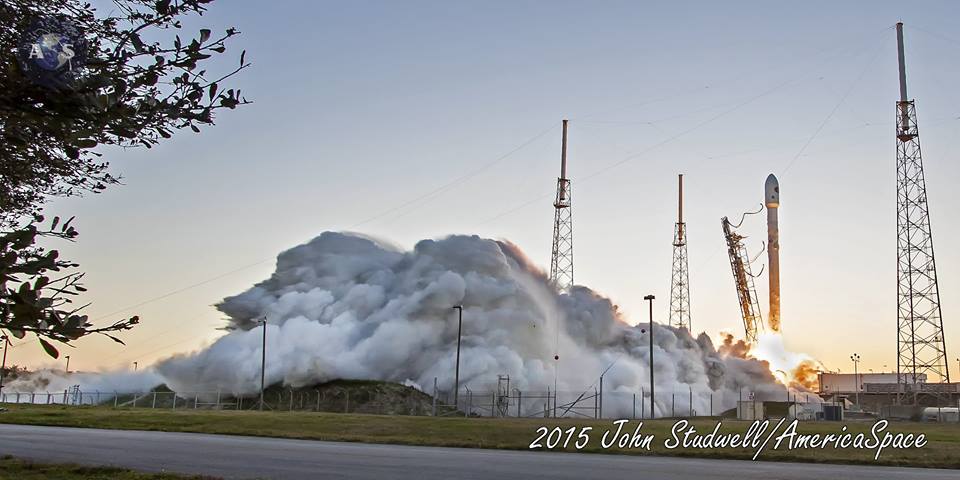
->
[765,174,781,332]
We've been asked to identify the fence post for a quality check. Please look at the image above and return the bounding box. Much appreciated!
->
[217,390,221,410]
[194,393,199,409]
[153,392,157,409]
[432,378,437,416]
[599,375,603,419]
[316,389,321,412]
[671,393,675,418]
[641,387,645,419]
[546,386,550,418]
[710,393,713,417]
[689,386,693,417]
[633,393,636,419]
[517,390,522,417]
[594,388,598,419]
[133,392,138,408]
[114,392,118,408]
[466,389,472,418]
[289,389,293,411]
[172,393,177,410]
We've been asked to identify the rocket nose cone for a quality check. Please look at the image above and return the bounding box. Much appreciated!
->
[765,174,780,207]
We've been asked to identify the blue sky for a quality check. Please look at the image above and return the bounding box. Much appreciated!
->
[14,1,960,378]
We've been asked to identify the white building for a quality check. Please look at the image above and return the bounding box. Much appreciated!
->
[817,372,922,394]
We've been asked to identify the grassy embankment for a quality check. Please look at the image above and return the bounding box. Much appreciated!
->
[1,404,958,468]
[0,455,218,480]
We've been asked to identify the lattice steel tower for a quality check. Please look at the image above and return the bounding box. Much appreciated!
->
[894,23,950,396]
[669,174,691,330]
[549,120,573,292]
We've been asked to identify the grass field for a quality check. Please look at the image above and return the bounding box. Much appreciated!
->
[1,404,958,469]
[0,455,218,480]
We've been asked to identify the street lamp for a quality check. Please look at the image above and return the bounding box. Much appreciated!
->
[65,355,71,374]
[452,305,463,407]
[850,353,861,408]
[0,335,9,397]
[258,317,267,411]
[643,294,655,419]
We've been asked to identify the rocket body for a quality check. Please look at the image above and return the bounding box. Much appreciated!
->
[765,174,781,332]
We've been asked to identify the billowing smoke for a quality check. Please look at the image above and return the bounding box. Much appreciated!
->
[8,232,804,416]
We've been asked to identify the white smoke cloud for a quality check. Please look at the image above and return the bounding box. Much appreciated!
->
[8,232,800,416]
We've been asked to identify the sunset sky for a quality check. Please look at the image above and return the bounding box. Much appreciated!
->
[10,1,960,381]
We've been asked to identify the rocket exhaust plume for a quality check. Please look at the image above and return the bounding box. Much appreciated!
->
[764,174,781,332]
[7,233,815,415]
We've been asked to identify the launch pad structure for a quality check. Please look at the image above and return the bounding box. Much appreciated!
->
[721,214,764,344]
[893,23,950,402]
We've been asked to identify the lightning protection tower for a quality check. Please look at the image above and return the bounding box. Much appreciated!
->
[894,23,950,402]
[549,120,573,292]
[668,174,691,331]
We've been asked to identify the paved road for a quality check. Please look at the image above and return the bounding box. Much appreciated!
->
[0,424,955,479]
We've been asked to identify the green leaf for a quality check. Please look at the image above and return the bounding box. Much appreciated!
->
[38,338,60,359]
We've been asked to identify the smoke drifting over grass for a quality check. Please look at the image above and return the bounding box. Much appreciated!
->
[8,232,804,416]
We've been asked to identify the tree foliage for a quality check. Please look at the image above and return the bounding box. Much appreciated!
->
[1,215,139,358]
[0,0,250,220]
[0,0,248,355]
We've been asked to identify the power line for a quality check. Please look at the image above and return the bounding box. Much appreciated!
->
[782,33,889,175]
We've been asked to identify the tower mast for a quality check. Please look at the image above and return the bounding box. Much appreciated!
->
[894,23,950,405]
[549,120,574,292]
[668,174,691,330]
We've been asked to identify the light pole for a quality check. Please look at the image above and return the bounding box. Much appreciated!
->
[452,305,463,407]
[257,317,268,411]
[850,353,861,408]
[0,335,9,397]
[644,294,655,419]
[65,355,71,374]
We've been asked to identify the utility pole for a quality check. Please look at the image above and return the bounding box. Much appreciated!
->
[259,317,267,411]
[644,294,656,419]
[850,353,861,408]
[452,305,463,407]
